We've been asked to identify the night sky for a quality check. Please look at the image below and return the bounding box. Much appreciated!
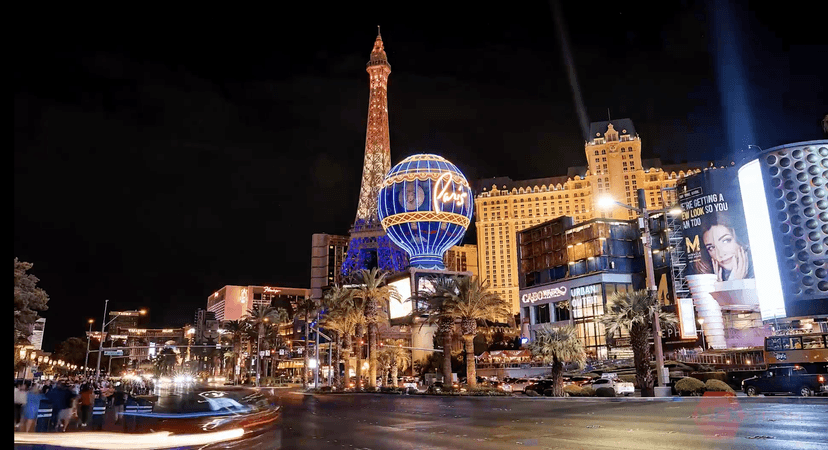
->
[14,2,826,352]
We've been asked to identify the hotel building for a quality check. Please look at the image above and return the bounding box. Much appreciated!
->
[475,119,703,313]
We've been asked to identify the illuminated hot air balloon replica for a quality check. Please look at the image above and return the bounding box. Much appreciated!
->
[377,154,474,269]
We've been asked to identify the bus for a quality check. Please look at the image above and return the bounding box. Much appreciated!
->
[764,333,828,373]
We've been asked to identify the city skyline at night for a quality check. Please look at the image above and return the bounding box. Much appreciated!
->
[14,3,826,352]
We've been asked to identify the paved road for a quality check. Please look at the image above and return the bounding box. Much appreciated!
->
[14,387,828,449]
[275,390,828,450]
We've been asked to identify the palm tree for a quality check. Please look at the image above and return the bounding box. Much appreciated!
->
[223,320,248,384]
[438,276,512,388]
[321,286,361,388]
[600,290,677,397]
[380,339,411,387]
[245,304,285,386]
[294,296,319,389]
[413,276,458,387]
[528,325,586,397]
[352,268,400,389]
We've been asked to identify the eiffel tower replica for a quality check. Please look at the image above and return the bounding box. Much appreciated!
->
[341,28,408,281]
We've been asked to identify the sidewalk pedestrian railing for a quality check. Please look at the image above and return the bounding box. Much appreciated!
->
[32,398,153,432]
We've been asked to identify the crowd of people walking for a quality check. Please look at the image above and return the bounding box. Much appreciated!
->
[13,376,154,432]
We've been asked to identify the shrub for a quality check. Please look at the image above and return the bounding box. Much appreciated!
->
[543,388,555,397]
[675,377,706,396]
[525,389,540,397]
[581,386,596,397]
[564,385,589,397]
[595,387,616,397]
[704,379,735,393]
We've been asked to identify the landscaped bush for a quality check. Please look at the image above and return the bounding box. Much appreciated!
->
[595,387,616,397]
[564,384,595,397]
[704,379,735,393]
[675,377,706,396]
[525,389,540,397]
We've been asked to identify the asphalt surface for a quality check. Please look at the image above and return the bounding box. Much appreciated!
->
[14,386,828,450]
[275,390,828,450]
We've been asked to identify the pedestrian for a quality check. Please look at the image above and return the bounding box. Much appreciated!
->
[22,383,46,433]
[46,381,76,432]
[111,386,127,424]
[15,380,28,430]
[78,384,95,428]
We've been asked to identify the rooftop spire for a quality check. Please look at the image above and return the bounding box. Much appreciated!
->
[368,26,390,68]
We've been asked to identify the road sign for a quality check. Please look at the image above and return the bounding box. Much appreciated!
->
[104,350,123,356]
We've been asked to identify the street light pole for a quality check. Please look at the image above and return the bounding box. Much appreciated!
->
[96,299,109,381]
[84,319,94,378]
[599,189,670,393]
[637,189,668,390]
[314,310,321,388]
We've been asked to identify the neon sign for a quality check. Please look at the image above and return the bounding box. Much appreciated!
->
[521,287,568,304]
[433,172,468,213]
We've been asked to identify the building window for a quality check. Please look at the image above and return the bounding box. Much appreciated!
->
[534,304,551,324]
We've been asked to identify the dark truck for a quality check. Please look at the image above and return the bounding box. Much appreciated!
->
[742,365,827,397]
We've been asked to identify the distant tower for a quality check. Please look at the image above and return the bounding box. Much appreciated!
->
[342,28,408,279]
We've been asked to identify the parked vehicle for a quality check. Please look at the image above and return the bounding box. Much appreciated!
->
[589,374,634,396]
[488,381,512,392]
[524,379,557,396]
[742,365,827,397]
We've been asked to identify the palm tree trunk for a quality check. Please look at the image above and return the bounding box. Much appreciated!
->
[550,357,565,397]
[442,327,453,385]
[342,333,352,389]
[334,331,341,388]
[391,360,398,387]
[463,334,477,388]
[355,326,364,390]
[368,322,378,389]
[631,323,654,397]
[439,318,454,385]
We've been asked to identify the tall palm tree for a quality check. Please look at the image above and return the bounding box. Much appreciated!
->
[413,276,459,386]
[352,268,400,389]
[294,296,319,389]
[528,325,586,397]
[380,339,411,387]
[438,276,512,388]
[600,290,677,397]
[258,307,290,381]
[246,304,285,386]
[321,286,361,388]
[223,320,248,384]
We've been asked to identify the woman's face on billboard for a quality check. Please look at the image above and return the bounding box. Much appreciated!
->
[703,225,739,270]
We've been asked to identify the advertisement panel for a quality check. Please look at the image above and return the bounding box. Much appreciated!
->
[678,167,773,348]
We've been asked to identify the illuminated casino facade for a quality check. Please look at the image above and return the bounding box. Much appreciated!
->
[476,119,705,313]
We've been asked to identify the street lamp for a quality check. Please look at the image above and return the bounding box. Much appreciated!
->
[95,300,146,380]
[599,188,678,396]
[84,319,94,378]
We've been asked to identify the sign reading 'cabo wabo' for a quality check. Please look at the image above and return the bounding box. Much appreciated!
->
[521,286,568,304]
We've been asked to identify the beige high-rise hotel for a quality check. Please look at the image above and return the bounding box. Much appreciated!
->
[475,119,705,313]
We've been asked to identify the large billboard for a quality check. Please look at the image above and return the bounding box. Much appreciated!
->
[678,167,775,348]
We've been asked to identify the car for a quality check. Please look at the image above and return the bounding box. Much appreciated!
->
[426,381,445,394]
[524,379,557,396]
[742,366,827,396]
[489,381,512,392]
[569,375,596,386]
[589,376,635,396]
